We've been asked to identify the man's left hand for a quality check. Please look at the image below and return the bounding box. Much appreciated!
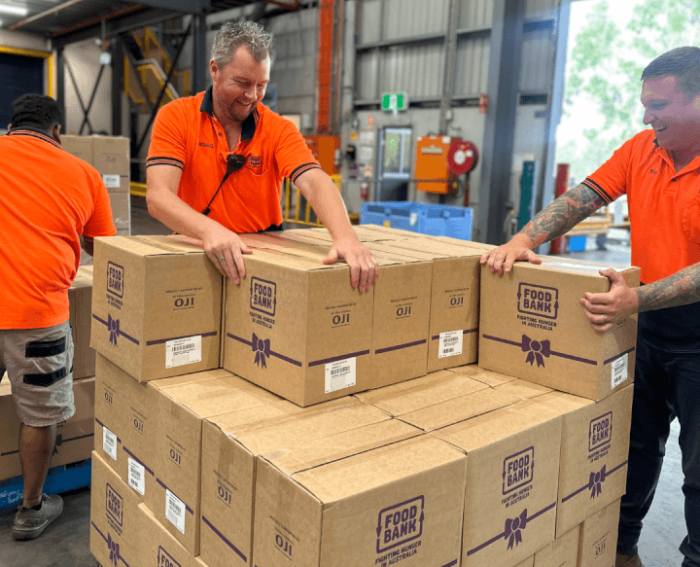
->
[579,269,639,332]
[324,238,379,292]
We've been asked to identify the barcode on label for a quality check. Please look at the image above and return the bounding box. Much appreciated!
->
[103,427,117,460]
[166,335,202,369]
[165,489,186,534]
[325,357,357,394]
[438,330,463,359]
[127,457,145,495]
[174,343,195,353]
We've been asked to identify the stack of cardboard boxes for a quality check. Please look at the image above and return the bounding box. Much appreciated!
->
[89,227,638,567]
[62,135,131,236]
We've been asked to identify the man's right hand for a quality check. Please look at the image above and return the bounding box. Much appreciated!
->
[480,235,542,276]
[201,222,252,284]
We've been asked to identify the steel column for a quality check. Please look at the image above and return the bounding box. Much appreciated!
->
[476,0,525,245]
[193,14,207,94]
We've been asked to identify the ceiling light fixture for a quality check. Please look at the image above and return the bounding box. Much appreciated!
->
[0,5,29,16]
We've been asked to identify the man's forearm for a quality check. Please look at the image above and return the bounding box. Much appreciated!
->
[636,263,700,312]
[147,187,216,239]
[297,170,356,241]
[518,184,607,248]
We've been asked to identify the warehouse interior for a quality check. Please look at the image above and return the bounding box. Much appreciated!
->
[0,0,694,565]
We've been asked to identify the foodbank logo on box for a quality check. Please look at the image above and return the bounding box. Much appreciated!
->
[250,277,276,316]
[106,483,123,527]
[107,262,125,298]
[503,447,535,495]
[376,496,425,553]
[518,283,558,320]
[589,412,613,452]
[158,546,181,567]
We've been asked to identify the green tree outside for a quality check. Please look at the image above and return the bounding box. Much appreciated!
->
[557,0,700,185]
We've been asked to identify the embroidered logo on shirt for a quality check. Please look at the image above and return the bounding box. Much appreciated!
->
[249,156,262,168]
[649,169,658,174]
[198,143,214,148]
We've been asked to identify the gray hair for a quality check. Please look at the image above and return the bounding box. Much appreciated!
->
[211,21,273,68]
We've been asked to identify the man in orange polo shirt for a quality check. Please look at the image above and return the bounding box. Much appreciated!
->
[482,47,700,567]
[0,94,116,540]
[146,21,378,291]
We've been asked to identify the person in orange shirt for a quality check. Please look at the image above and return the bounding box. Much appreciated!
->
[482,47,700,567]
[146,21,379,291]
[0,94,116,540]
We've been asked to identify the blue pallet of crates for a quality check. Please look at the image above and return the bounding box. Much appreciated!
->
[0,459,92,515]
[360,202,473,240]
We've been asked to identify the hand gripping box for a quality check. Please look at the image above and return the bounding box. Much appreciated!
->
[200,397,417,567]
[91,451,142,567]
[1,378,95,482]
[578,499,621,567]
[91,235,223,382]
[252,434,467,567]
[238,233,434,398]
[530,386,633,537]
[94,354,225,505]
[137,503,208,567]
[433,399,564,567]
[355,370,522,432]
[147,371,303,555]
[479,258,640,400]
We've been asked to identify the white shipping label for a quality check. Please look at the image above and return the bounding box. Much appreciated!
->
[438,330,463,359]
[325,357,357,394]
[165,335,202,369]
[102,174,121,188]
[103,426,117,460]
[127,458,145,495]
[611,353,629,389]
[165,489,186,534]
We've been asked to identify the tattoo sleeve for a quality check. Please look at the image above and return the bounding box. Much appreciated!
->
[636,264,700,312]
[518,184,608,247]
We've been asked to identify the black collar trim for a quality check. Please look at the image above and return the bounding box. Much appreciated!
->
[8,127,62,150]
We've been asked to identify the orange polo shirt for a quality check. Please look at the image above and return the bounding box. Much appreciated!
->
[0,128,116,329]
[146,88,321,233]
[583,129,700,284]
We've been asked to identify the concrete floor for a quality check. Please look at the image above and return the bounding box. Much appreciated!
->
[0,201,687,566]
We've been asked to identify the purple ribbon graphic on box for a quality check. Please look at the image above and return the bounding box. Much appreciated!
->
[504,509,528,550]
[522,335,550,367]
[108,315,120,346]
[252,333,271,368]
[107,533,121,566]
[589,465,607,499]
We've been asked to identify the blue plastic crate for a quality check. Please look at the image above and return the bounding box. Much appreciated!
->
[360,202,473,240]
[568,235,587,252]
[0,459,92,515]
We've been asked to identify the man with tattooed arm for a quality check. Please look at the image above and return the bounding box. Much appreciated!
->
[481,47,700,567]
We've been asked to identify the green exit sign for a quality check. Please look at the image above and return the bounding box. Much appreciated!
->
[381,93,408,111]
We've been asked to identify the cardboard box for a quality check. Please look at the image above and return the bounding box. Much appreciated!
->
[355,370,521,432]
[222,243,375,406]
[515,558,535,567]
[91,235,223,381]
[237,234,435,400]
[92,136,130,193]
[138,503,207,567]
[200,397,418,567]
[433,399,564,567]
[252,435,467,567]
[70,266,96,380]
[93,354,221,503]
[534,525,580,567]
[61,135,93,165]
[148,371,302,555]
[578,500,621,567]
[533,386,633,536]
[449,364,517,387]
[90,452,141,567]
[493,379,553,401]
[0,378,95,482]
[479,257,640,400]
[364,239,483,372]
